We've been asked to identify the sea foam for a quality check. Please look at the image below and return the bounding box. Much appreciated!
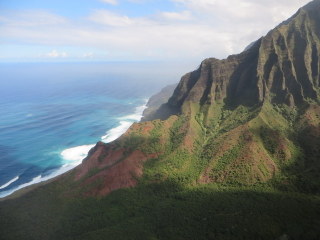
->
[0,159,90,198]
[0,176,19,190]
[0,175,41,198]
[62,101,147,163]
[61,144,95,163]
[0,101,148,199]
[101,100,147,143]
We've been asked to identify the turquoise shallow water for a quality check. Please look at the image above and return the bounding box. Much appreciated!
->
[0,62,183,197]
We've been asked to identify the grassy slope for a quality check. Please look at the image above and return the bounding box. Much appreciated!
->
[3,5,320,237]
[1,181,319,240]
[0,101,320,240]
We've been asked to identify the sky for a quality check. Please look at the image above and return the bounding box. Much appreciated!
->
[0,0,312,62]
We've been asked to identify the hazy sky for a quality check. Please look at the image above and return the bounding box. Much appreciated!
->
[0,0,311,62]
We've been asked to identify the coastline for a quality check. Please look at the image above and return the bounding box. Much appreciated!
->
[0,100,148,199]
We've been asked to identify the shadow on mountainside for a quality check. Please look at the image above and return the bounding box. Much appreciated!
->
[0,179,319,240]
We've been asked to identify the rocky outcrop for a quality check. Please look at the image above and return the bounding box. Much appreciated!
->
[1,3,320,240]
[73,0,320,196]
[154,0,320,118]
[73,141,157,196]
[141,83,177,121]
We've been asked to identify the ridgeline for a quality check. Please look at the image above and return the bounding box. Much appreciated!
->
[1,1,320,239]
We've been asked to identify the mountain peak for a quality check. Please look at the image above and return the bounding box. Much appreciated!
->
[156,3,320,118]
[302,0,320,10]
[1,2,320,239]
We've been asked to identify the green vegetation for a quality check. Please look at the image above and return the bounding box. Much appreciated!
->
[259,127,281,154]
[273,104,298,124]
[1,180,319,240]
[1,2,320,238]
[167,116,188,152]
[213,144,243,172]
[1,100,319,240]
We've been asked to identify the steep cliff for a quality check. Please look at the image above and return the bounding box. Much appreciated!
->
[0,1,320,240]
[163,1,320,116]
[141,83,177,121]
[65,0,320,196]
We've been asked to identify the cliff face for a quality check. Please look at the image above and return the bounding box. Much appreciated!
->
[141,83,177,121]
[1,2,320,239]
[163,1,320,115]
[3,1,319,198]
[70,0,320,197]
[167,45,261,110]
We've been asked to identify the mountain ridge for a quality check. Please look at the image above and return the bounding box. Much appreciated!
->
[159,0,320,119]
[64,0,320,195]
[0,1,319,239]
[2,0,319,200]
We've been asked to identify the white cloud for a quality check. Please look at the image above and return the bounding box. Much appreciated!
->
[0,10,67,27]
[45,50,68,58]
[170,0,311,53]
[88,10,135,26]
[83,52,94,58]
[159,10,192,21]
[0,0,312,61]
[100,0,118,5]
[173,0,309,24]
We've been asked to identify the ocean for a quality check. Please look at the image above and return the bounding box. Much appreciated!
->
[0,62,192,198]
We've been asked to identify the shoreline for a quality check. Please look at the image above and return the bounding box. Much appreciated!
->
[0,100,148,199]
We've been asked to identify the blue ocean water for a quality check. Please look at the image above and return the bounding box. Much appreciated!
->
[0,62,188,198]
